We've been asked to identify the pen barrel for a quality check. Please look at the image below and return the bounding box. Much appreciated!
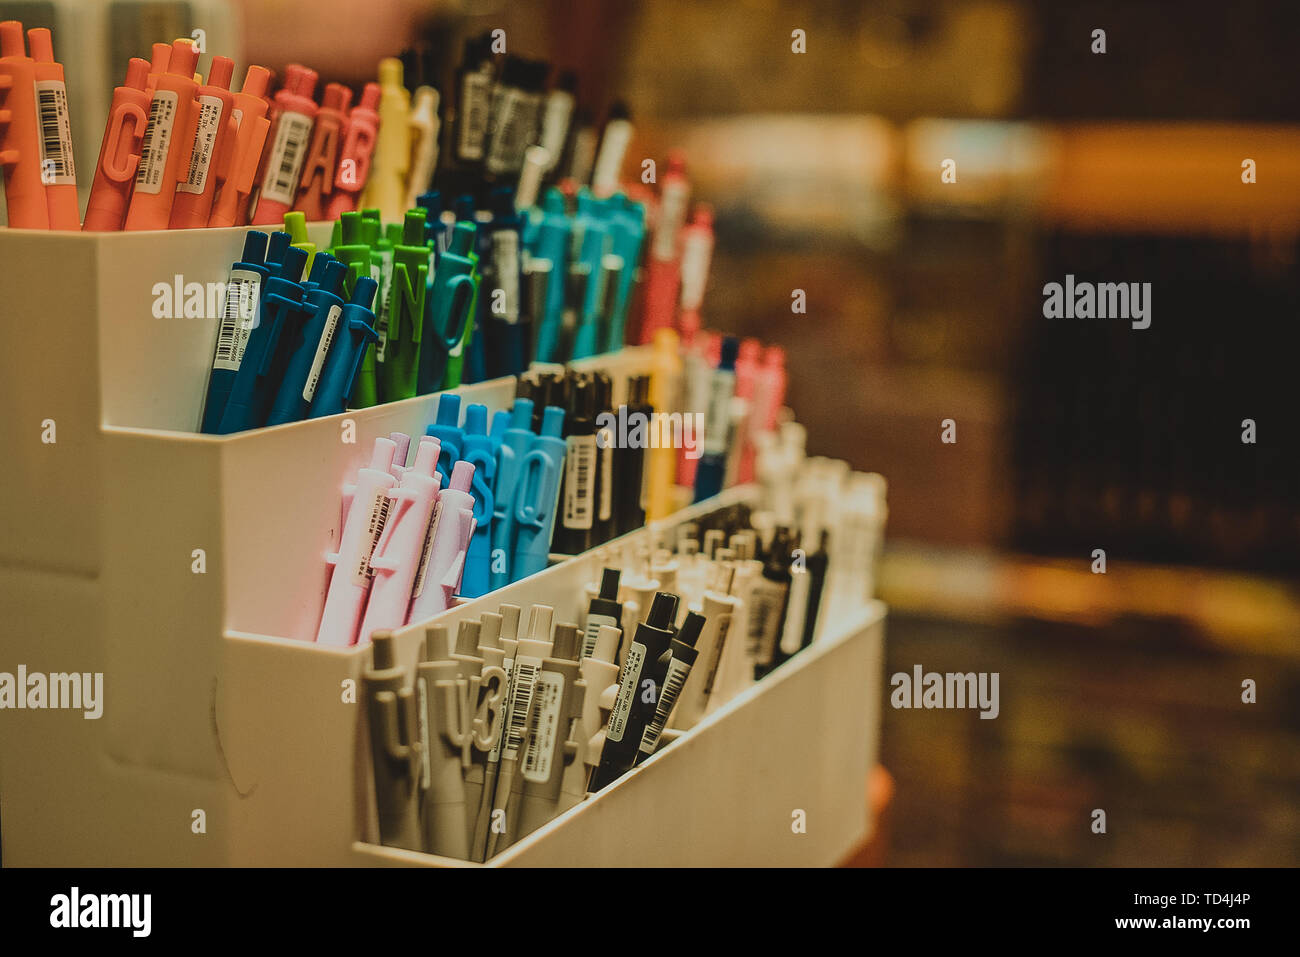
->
[417,672,471,859]
[317,467,394,647]
[169,85,237,229]
[208,94,269,227]
[359,478,439,641]
[363,674,423,851]
[0,58,51,228]
[406,493,474,624]
[83,89,149,231]
[516,659,581,838]
[123,75,199,230]
[637,257,681,345]
[293,108,346,219]
[30,60,80,229]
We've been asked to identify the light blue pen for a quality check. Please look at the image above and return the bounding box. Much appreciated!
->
[459,404,497,599]
[489,399,534,590]
[425,392,464,488]
[530,189,571,362]
[511,405,566,581]
[604,194,646,353]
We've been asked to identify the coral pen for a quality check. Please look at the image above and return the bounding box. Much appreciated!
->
[325,82,379,220]
[0,20,49,229]
[82,58,149,231]
[169,55,237,229]
[207,65,271,228]
[293,81,351,221]
[251,64,318,225]
[27,27,79,229]
[123,38,200,230]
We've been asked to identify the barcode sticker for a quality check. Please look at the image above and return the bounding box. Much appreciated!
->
[458,70,492,161]
[503,659,540,760]
[34,80,75,184]
[703,372,734,455]
[212,269,262,371]
[701,614,731,696]
[485,86,528,176]
[522,671,564,782]
[352,486,391,586]
[177,95,223,194]
[606,642,645,743]
[639,657,690,755]
[303,305,342,402]
[259,111,313,206]
[410,502,442,599]
[491,231,520,322]
[562,434,597,530]
[581,613,618,660]
[135,90,179,194]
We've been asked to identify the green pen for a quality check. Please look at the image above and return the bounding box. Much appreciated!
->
[417,221,480,395]
[359,210,394,406]
[381,211,431,401]
[331,211,380,408]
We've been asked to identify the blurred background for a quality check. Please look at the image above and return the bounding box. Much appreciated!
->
[7,0,1297,866]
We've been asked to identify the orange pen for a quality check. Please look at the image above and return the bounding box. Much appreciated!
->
[123,38,200,231]
[208,65,271,228]
[250,64,318,225]
[82,57,150,231]
[293,81,351,221]
[145,42,170,91]
[324,82,379,220]
[169,55,237,229]
[26,27,79,229]
[0,21,49,228]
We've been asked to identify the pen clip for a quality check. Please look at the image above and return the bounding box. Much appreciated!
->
[437,273,475,350]
[473,665,508,751]
[513,449,559,530]
[104,101,148,182]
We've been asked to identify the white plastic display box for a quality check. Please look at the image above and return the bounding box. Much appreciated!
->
[0,225,654,864]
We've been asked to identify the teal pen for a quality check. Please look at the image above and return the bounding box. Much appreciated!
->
[490,399,535,590]
[604,193,646,352]
[511,405,567,580]
[570,190,612,360]
[459,404,497,599]
[418,221,478,394]
[530,189,571,362]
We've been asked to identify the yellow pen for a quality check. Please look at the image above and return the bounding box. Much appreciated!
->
[360,57,410,224]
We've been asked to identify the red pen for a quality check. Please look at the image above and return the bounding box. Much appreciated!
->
[82,57,150,231]
[636,151,691,343]
[123,38,200,231]
[207,65,271,228]
[732,338,762,485]
[145,42,170,91]
[169,55,237,229]
[251,64,318,225]
[27,27,79,229]
[293,81,351,221]
[324,81,379,220]
[0,20,48,228]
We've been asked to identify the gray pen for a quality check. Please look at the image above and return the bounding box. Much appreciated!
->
[364,631,423,851]
[517,623,587,838]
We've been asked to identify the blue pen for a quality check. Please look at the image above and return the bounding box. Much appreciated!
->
[604,194,646,352]
[416,191,446,257]
[417,222,478,394]
[425,392,464,487]
[307,277,379,419]
[264,229,291,270]
[217,246,310,434]
[458,404,497,599]
[265,257,348,426]
[490,398,534,590]
[489,408,509,455]
[693,336,739,502]
[200,231,270,434]
[511,404,566,581]
[530,188,571,362]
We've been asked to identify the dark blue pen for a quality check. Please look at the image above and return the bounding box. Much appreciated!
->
[307,277,380,419]
[266,256,348,426]
[200,231,270,433]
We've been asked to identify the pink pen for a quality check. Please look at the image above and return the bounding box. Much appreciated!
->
[317,436,398,647]
[732,338,762,485]
[357,437,442,643]
[407,459,476,624]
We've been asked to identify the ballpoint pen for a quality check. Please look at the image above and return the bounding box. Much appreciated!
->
[489,398,535,590]
[632,611,705,766]
[635,151,690,343]
[602,193,647,352]
[529,188,571,362]
[417,220,478,394]
[252,64,318,225]
[124,38,200,230]
[169,55,237,229]
[511,405,567,581]
[694,336,739,502]
[27,27,79,229]
[264,255,347,426]
[307,276,379,418]
[380,210,430,401]
[483,186,527,378]
[406,460,477,624]
[217,244,310,433]
[82,57,149,231]
[516,623,586,838]
[361,58,409,225]
[0,21,50,229]
[318,437,398,648]
[200,230,270,433]
[364,632,423,850]
[425,392,464,488]
[403,85,440,214]
[459,404,498,599]
[293,82,351,221]
[207,65,272,228]
[325,82,379,220]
